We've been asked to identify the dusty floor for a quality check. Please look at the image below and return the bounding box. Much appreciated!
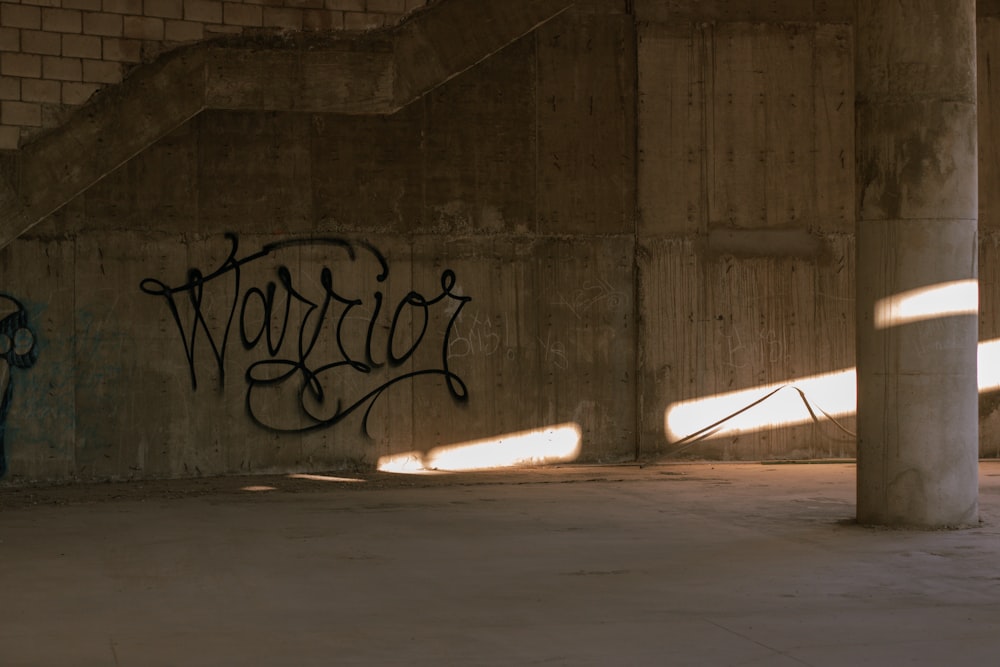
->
[2,462,1000,666]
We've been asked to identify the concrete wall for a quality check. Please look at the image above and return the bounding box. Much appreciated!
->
[636,7,857,460]
[636,1,1000,462]
[0,2,638,482]
[2,0,1000,483]
[0,0,428,149]
[978,13,1000,459]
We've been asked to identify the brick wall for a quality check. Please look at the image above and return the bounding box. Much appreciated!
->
[0,0,427,149]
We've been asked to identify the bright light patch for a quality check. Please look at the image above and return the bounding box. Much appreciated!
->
[665,369,857,441]
[376,452,445,475]
[979,338,1000,392]
[376,423,582,474]
[287,473,365,483]
[665,337,1000,444]
[424,423,582,471]
[874,280,978,329]
[242,485,277,492]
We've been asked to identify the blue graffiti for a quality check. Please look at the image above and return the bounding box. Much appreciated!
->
[0,295,38,478]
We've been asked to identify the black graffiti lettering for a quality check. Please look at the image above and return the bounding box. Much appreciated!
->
[239,287,268,349]
[437,270,467,398]
[321,268,368,374]
[389,292,429,366]
[141,257,237,389]
[141,235,471,435]
[239,281,291,356]
[364,290,385,369]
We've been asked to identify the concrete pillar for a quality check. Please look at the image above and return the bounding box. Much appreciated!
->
[855,0,979,527]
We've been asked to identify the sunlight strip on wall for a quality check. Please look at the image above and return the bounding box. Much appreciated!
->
[979,338,1000,392]
[665,370,857,441]
[376,423,582,474]
[874,279,979,329]
[665,337,1000,444]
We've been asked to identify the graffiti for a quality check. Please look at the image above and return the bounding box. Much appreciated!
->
[723,325,786,369]
[140,235,471,434]
[552,280,626,320]
[448,312,515,361]
[0,295,38,478]
[447,310,570,369]
[537,331,569,370]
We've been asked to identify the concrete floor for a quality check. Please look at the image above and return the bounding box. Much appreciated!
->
[3,462,1000,666]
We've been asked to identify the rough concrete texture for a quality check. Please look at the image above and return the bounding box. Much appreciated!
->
[4,462,1000,665]
[636,18,856,460]
[2,0,1000,484]
[978,18,1000,459]
[855,0,979,526]
[634,0,854,23]
[0,0,577,249]
[0,5,638,483]
[0,0,432,149]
